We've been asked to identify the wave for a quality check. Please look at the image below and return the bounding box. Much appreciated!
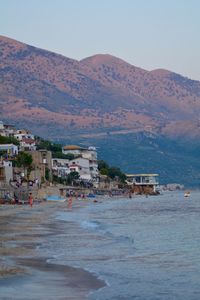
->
[80,220,102,230]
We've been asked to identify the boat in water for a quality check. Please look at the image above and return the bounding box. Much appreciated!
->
[184,191,190,197]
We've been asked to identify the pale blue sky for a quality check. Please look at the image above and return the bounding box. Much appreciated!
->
[1,0,200,80]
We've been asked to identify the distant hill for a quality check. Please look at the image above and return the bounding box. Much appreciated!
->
[1,35,200,139]
[1,35,200,186]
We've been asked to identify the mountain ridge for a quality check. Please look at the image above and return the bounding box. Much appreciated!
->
[1,35,200,140]
[1,36,200,186]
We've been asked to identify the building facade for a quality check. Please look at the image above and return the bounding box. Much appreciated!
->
[126,173,159,194]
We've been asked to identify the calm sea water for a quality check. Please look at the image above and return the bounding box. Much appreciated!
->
[45,191,200,300]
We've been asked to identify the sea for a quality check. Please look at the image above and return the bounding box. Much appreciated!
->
[44,191,200,300]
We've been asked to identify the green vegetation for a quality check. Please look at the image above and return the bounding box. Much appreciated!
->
[53,171,80,185]
[0,135,19,146]
[36,137,62,152]
[98,159,126,182]
[45,168,50,181]
[15,151,33,180]
[92,133,200,187]
[15,151,33,169]
[66,171,80,185]
[52,152,75,160]
[60,132,200,187]
[36,137,75,160]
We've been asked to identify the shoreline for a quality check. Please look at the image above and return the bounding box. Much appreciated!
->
[0,201,106,299]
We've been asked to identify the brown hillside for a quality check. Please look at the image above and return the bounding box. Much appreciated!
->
[1,35,200,139]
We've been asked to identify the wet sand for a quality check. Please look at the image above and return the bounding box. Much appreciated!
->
[0,202,105,299]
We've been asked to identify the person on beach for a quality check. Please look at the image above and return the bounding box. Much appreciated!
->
[29,193,33,207]
[14,192,18,204]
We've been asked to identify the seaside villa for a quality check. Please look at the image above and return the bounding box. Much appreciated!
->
[126,173,159,194]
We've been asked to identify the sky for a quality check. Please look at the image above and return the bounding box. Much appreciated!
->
[1,0,200,80]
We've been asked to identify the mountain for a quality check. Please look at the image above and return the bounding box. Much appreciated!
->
[1,35,200,186]
[1,35,200,139]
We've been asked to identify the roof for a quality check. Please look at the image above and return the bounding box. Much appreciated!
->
[63,145,82,150]
[69,164,80,168]
[17,129,30,134]
[126,174,159,177]
[0,143,18,149]
[21,138,35,144]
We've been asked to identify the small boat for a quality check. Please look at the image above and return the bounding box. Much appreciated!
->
[184,191,190,197]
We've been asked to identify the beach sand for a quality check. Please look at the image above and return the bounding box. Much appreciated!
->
[0,201,105,299]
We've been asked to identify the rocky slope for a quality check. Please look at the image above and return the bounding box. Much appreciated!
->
[1,35,200,139]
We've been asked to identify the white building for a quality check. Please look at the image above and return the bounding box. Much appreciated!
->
[126,173,159,193]
[0,144,18,156]
[62,145,83,156]
[14,129,34,141]
[54,146,99,182]
[52,158,70,177]
[70,157,98,181]
[20,138,36,151]
[0,121,16,137]
[62,145,97,160]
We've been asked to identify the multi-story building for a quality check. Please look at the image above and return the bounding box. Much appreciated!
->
[52,158,70,178]
[14,129,35,141]
[60,145,99,181]
[0,121,16,137]
[31,150,52,182]
[20,138,36,151]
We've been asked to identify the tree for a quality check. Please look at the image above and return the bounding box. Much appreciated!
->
[0,135,19,146]
[15,152,33,180]
[98,160,126,183]
[99,168,109,176]
[98,160,109,171]
[107,167,126,182]
[52,152,75,160]
[66,171,80,185]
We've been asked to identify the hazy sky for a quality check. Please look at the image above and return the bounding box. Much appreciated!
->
[1,0,200,80]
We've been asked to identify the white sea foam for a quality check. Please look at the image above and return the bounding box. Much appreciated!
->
[80,220,101,230]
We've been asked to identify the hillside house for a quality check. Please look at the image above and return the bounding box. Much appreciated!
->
[0,144,18,156]
[61,145,99,181]
[62,145,97,159]
[62,145,83,156]
[20,138,36,151]
[52,158,70,178]
[52,156,99,182]
[0,121,16,137]
[14,129,34,141]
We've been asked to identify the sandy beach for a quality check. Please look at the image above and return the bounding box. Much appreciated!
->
[0,201,105,300]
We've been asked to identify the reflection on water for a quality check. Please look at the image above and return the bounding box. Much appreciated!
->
[45,191,200,300]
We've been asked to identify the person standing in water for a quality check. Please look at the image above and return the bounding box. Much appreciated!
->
[67,195,73,209]
[29,193,33,207]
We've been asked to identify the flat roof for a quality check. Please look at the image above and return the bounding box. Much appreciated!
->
[126,174,159,177]
[63,145,83,150]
